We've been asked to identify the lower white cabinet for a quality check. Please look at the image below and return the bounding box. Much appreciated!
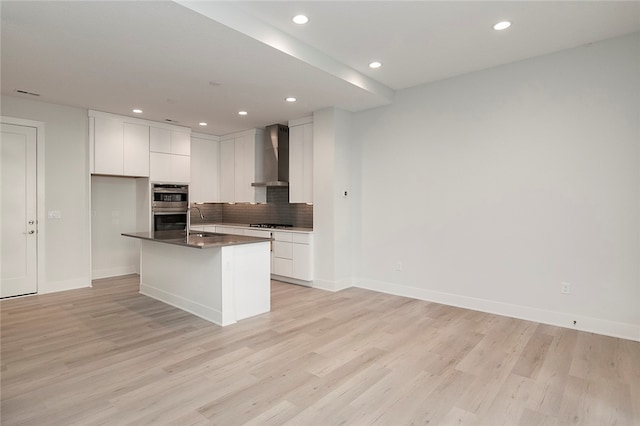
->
[187,225,314,283]
[272,231,313,282]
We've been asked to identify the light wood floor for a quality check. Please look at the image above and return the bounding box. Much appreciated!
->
[1,275,638,426]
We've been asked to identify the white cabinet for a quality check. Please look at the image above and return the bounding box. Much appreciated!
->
[90,111,150,177]
[123,123,150,177]
[149,126,191,183]
[272,231,313,282]
[150,152,190,183]
[219,129,265,203]
[219,138,235,202]
[190,134,220,203]
[150,128,190,156]
[292,233,313,281]
[288,116,313,204]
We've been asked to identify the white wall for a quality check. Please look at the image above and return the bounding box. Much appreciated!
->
[1,96,91,293]
[313,108,355,291]
[351,32,640,340]
[91,176,139,279]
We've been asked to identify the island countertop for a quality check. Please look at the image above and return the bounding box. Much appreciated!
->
[122,230,271,249]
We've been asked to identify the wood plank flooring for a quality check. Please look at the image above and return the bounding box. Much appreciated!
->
[1,275,638,425]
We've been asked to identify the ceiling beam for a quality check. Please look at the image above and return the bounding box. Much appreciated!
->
[174,1,395,104]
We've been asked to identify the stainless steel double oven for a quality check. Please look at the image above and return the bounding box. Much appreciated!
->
[152,184,188,232]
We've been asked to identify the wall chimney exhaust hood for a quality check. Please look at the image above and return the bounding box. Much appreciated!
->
[252,124,289,187]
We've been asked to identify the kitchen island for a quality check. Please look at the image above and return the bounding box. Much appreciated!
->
[122,231,271,326]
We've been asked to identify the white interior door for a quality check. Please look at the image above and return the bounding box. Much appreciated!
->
[1,123,37,298]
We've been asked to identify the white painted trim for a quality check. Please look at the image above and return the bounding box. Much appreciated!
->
[312,278,353,292]
[288,116,313,127]
[140,283,225,326]
[39,278,90,294]
[88,109,191,132]
[354,278,640,342]
[219,128,262,141]
[191,132,220,141]
[271,274,312,287]
[1,116,46,296]
[92,266,139,280]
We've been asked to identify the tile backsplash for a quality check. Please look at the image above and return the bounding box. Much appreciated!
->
[190,187,313,228]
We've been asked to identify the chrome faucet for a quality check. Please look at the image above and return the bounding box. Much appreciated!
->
[186,205,204,236]
[192,205,204,220]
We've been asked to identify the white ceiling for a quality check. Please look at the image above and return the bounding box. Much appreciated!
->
[2,1,639,136]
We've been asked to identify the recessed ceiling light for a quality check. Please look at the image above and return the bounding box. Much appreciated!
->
[369,61,382,69]
[493,21,511,31]
[292,14,309,25]
[285,97,297,102]
[132,109,143,114]
[199,122,207,126]
[238,111,248,116]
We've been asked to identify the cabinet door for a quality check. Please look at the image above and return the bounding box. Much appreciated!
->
[234,135,249,202]
[292,242,312,280]
[94,116,124,175]
[150,127,171,153]
[302,123,313,202]
[289,122,313,203]
[191,137,220,203]
[123,122,149,177]
[150,152,172,182]
[171,131,191,156]
[219,139,235,202]
[171,155,190,183]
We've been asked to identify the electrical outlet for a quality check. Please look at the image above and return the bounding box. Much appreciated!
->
[394,261,403,272]
[561,282,571,294]
[47,210,61,219]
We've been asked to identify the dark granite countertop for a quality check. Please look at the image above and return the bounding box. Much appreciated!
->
[122,230,271,249]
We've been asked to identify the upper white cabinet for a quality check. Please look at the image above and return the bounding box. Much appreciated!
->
[149,126,191,183]
[190,133,220,203]
[150,127,191,156]
[219,129,266,203]
[123,123,150,177]
[288,116,313,203]
[89,110,190,182]
[90,111,150,177]
[219,138,235,202]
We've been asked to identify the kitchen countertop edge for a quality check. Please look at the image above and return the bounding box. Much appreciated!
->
[122,231,272,249]
[191,222,313,233]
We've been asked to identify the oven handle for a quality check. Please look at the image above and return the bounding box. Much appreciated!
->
[152,211,188,215]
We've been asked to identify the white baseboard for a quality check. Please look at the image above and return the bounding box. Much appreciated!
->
[40,277,91,294]
[92,265,138,280]
[271,274,312,287]
[140,283,225,326]
[312,277,353,292]
[354,278,640,342]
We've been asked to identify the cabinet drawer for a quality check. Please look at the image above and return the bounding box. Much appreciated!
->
[272,231,293,242]
[273,241,292,259]
[292,233,311,244]
[273,257,293,277]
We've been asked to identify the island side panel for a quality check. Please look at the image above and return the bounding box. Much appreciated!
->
[221,241,271,323]
[139,240,223,325]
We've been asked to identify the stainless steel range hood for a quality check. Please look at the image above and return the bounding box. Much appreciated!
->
[252,124,289,187]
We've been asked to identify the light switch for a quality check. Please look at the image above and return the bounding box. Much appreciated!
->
[47,210,62,219]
